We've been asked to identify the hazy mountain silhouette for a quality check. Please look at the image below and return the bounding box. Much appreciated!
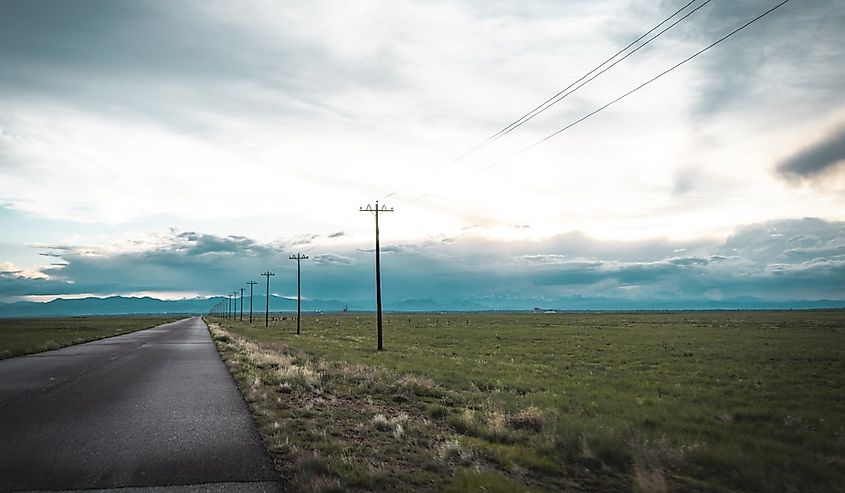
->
[0,295,842,318]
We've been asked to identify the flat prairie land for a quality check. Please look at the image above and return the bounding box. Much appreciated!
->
[0,316,181,359]
[210,311,845,493]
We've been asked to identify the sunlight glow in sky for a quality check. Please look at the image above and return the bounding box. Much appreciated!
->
[1,0,843,305]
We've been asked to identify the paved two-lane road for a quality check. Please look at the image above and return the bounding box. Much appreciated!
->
[0,317,281,492]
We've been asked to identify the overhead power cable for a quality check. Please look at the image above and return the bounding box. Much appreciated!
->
[480,0,793,172]
[382,0,709,201]
[455,0,710,160]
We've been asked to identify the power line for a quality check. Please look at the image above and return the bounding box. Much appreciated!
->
[289,253,309,335]
[247,281,258,323]
[456,0,711,159]
[359,201,394,351]
[261,271,275,328]
[486,2,714,147]
[480,0,793,172]
[239,287,244,321]
[382,0,709,202]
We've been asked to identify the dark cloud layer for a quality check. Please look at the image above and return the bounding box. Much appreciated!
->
[0,0,404,131]
[777,126,845,181]
[2,218,843,304]
[677,0,845,118]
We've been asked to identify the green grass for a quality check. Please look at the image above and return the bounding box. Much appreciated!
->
[212,311,845,492]
[0,316,181,359]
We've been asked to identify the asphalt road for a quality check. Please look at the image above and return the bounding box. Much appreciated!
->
[0,317,281,492]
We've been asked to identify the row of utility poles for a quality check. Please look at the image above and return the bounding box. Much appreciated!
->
[209,254,310,331]
[208,201,393,351]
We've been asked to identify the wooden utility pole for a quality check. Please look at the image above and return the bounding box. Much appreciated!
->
[247,281,258,323]
[289,253,309,335]
[239,288,244,321]
[227,294,231,319]
[261,271,275,327]
[359,201,393,351]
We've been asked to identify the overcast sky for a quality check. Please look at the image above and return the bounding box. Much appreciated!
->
[1,0,844,305]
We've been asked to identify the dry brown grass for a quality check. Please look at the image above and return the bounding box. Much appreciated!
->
[208,323,468,492]
[209,322,617,492]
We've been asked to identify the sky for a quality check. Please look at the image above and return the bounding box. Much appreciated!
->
[1,0,844,306]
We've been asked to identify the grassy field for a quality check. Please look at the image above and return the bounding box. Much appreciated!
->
[0,316,182,359]
[209,311,845,493]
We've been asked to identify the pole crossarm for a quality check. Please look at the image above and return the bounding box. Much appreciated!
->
[359,203,394,214]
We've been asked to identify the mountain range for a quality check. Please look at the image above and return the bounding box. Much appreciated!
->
[0,295,843,318]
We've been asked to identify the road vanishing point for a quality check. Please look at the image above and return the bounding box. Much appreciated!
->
[0,317,282,492]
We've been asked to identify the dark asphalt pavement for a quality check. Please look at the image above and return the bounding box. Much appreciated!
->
[0,317,281,492]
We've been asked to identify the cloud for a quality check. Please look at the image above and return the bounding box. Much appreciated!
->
[174,231,277,256]
[0,260,49,280]
[721,217,845,263]
[312,254,353,266]
[685,0,845,118]
[0,0,842,243]
[511,254,568,264]
[0,0,402,127]
[1,0,844,292]
[289,234,319,247]
[2,219,843,304]
[776,126,845,182]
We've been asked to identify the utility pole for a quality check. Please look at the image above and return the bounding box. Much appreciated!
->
[289,253,309,335]
[247,281,258,323]
[239,287,244,321]
[360,200,393,351]
[227,294,231,319]
[261,271,275,327]
[233,292,238,320]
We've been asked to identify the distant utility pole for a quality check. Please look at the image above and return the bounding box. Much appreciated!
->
[247,281,257,323]
[227,294,231,319]
[261,271,275,327]
[360,200,394,351]
[233,292,238,320]
[239,287,245,321]
[289,253,309,335]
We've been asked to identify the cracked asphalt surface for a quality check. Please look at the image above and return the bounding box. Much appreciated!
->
[0,317,281,492]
